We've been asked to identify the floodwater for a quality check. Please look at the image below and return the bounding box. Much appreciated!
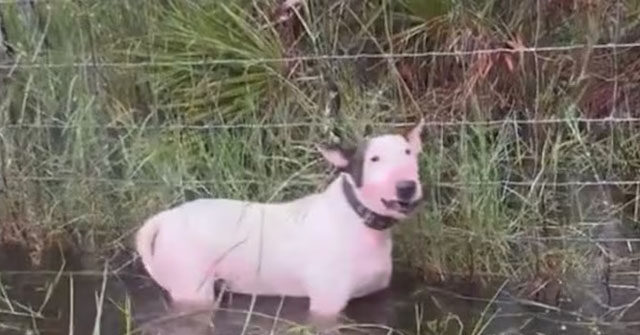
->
[0,239,638,335]
[1,185,640,335]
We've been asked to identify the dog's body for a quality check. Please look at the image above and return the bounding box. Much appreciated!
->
[136,124,425,318]
[137,176,392,312]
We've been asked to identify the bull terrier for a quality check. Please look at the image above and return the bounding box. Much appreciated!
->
[135,117,425,325]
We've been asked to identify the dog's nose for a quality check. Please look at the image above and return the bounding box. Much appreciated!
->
[396,180,417,200]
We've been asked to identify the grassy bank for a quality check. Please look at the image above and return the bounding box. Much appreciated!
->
[1,0,640,286]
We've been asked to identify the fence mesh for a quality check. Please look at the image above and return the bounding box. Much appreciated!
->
[1,0,640,332]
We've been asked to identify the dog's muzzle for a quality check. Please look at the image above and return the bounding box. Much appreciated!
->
[381,198,421,215]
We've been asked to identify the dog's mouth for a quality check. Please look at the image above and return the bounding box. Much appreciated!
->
[381,198,420,215]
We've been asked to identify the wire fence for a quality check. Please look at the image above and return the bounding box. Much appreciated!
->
[4,175,640,188]
[3,5,640,334]
[3,116,640,130]
[2,44,640,193]
[0,41,639,69]
[2,0,640,275]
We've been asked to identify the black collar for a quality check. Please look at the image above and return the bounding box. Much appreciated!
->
[341,176,398,231]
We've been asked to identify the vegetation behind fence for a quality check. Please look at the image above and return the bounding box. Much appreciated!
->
[1,0,640,286]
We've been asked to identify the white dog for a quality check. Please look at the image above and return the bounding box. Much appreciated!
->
[135,118,425,320]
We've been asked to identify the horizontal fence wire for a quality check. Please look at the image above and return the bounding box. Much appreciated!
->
[0,0,66,3]
[0,0,74,3]
[0,42,640,69]
[5,176,640,188]
[5,3,640,323]
[510,236,640,243]
[3,117,640,130]
[2,5,640,246]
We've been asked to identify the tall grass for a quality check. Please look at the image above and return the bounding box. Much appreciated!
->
[1,0,640,287]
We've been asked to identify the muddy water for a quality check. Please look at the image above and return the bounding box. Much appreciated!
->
[1,185,640,334]
[0,239,639,335]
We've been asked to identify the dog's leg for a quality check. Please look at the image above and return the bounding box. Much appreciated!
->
[305,278,350,333]
[168,264,215,304]
[153,243,216,306]
[308,291,348,317]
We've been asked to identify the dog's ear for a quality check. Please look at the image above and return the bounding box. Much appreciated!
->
[404,117,425,154]
[316,144,352,168]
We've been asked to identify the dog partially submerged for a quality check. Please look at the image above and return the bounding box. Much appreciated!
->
[135,118,425,319]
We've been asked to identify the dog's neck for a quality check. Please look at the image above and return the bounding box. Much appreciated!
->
[340,176,397,231]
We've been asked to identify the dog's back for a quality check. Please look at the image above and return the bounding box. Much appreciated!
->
[138,194,323,298]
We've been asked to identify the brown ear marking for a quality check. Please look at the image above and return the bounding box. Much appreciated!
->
[319,141,368,188]
[402,126,412,139]
[317,142,355,170]
[343,141,368,188]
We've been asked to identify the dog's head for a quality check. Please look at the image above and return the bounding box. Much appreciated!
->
[318,118,425,219]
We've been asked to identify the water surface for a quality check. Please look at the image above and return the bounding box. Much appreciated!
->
[1,239,639,335]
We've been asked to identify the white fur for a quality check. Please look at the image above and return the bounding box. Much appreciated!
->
[136,119,425,318]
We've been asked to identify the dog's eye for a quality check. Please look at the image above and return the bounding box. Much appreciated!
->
[370,156,380,162]
[405,149,411,155]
